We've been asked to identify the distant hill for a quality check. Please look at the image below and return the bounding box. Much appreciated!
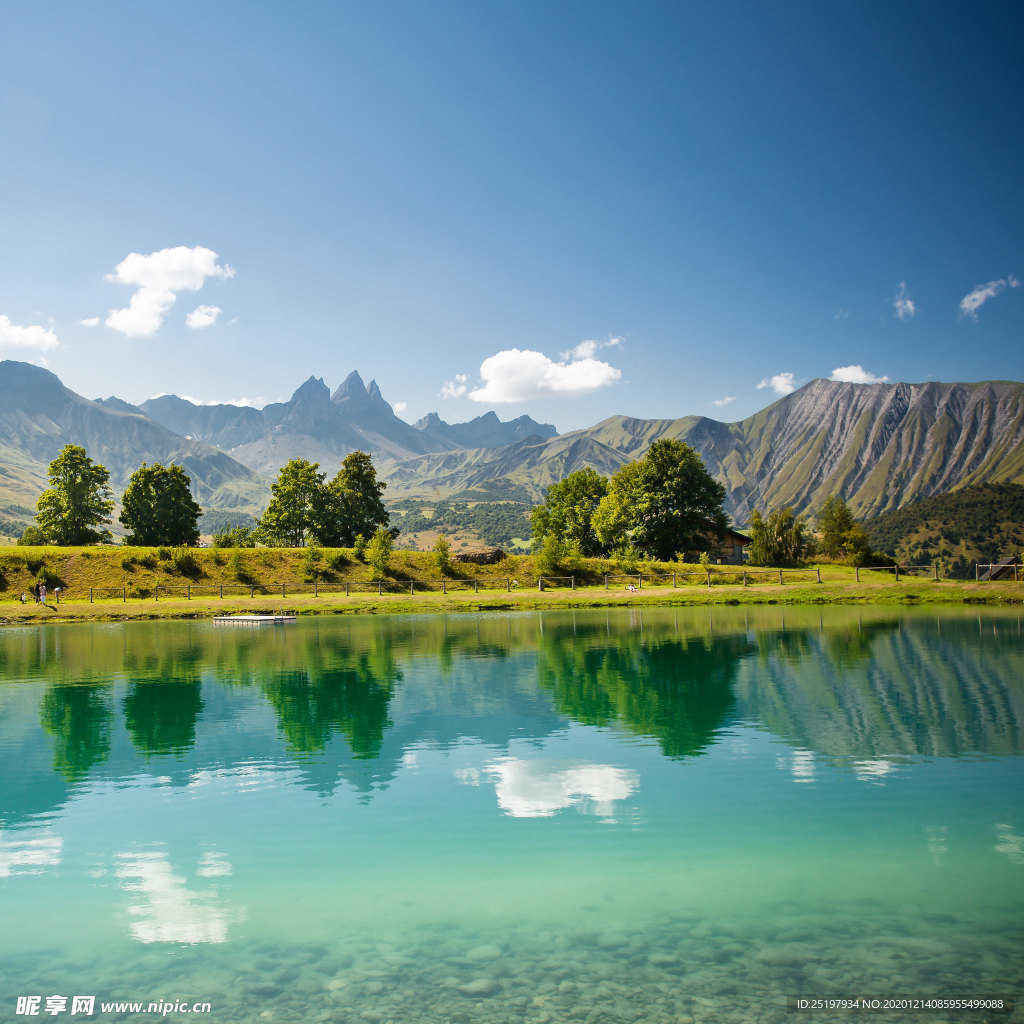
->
[139,373,557,472]
[0,361,270,531]
[379,379,1024,523]
[864,483,1024,578]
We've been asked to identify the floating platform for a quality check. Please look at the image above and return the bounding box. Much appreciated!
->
[213,614,297,625]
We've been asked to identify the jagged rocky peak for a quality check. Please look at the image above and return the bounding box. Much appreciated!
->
[290,375,331,404]
[331,370,368,404]
[365,379,393,411]
[414,411,444,430]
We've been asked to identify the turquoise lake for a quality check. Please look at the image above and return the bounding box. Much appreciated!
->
[1,607,1022,1023]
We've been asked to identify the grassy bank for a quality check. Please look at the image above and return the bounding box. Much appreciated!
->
[0,545,1020,622]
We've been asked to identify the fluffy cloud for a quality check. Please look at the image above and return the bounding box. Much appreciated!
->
[176,393,271,409]
[468,345,622,403]
[105,246,235,338]
[393,400,408,415]
[757,372,796,396]
[713,395,736,407]
[959,276,1021,320]
[0,315,59,352]
[440,374,468,399]
[185,305,222,330]
[830,364,889,384]
[894,282,917,320]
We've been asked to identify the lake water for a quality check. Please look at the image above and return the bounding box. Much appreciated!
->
[1,607,1022,1023]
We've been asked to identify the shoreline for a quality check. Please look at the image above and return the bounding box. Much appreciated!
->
[3,579,1022,624]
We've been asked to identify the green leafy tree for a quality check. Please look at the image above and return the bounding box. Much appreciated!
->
[35,444,114,545]
[119,463,202,546]
[212,525,256,548]
[315,450,390,547]
[365,525,393,580]
[434,533,452,575]
[17,526,48,546]
[258,459,325,547]
[817,496,856,557]
[530,468,610,556]
[594,439,728,561]
[747,507,809,566]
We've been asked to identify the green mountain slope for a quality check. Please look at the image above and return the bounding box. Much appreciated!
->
[864,483,1024,578]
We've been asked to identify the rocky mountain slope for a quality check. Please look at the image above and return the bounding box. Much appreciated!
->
[0,361,269,528]
[139,372,556,473]
[379,379,1024,522]
[2,360,1022,535]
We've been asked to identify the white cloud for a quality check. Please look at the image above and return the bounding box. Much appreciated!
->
[393,400,407,414]
[105,246,235,338]
[440,373,468,399]
[176,393,272,409]
[0,831,62,877]
[480,758,639,820]
[757,372,797,396]
[0,315,59,352]
[79,316,100,327]
[469,346,621,403]
[713,395,736,407]
[830,364,889,384]
[560,335,623,361]
[185,304,221,330]
[959,276,1020,320]
[894,282,917,320]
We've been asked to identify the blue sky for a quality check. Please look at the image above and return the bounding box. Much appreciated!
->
[1,1,1021,433]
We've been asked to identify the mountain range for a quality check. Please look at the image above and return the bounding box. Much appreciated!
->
[1,359,1022,535]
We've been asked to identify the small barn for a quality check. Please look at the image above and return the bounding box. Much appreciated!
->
[978,555,1021,581]
[713,527,752,566]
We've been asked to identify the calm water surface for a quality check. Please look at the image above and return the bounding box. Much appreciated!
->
[1,607,1022,1023]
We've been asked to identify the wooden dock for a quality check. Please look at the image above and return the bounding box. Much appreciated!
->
[213,614,297,625]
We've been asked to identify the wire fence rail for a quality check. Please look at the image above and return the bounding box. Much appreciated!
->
[975,562,1021,582]
[44,562,998,604]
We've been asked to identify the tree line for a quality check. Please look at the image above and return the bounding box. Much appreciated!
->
[20,445,393,550]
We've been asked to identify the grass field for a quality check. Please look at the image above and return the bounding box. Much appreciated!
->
[0,544,1020,623]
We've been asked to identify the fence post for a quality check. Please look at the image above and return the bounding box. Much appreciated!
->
[187,585,191,600]
[122,587,126,603]
[442,580,446,595]
[571,576,575,591]
[282,583,286,598]
[539,577,545,592]
[673,573,677,588]
[474,580,478,594]
[816,567,821,583]
[934,565,939,581]
[975,563,979,581]
[856,566,860,582]
[779,569,783,585]
[638,574,642,590]
[743,570,747,587]
[315,581,318,597]
[507,576,510,592]
[707,572,712,587]
[155,586,158,601]
[220,584,223,598]
[410,581,414,595]
[605,575,609,590]
[345,582,349,596]
[250,584,254,598]
[895,565,899,581]
[90,588,93,603]
[378,581,382,596]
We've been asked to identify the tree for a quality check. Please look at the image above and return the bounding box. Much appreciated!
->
[594,439,728,561]
[17,526,48,546]
[530,468,610,556]
[35,444,114,545]
[747,507,809,566]
[817,496,856,558]
[315,450,391,547]
[434,533,452,575]
[258,459,325,547]
[119,463,202,546]
[365,525,393,580]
